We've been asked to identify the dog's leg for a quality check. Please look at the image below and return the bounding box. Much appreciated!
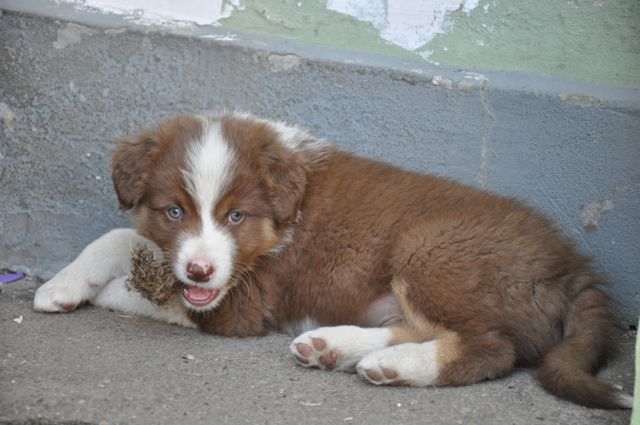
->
[93,276,195,328]
[353,275,514,386]
[290,324,515,387]
[34,228,157,312]
[356,332,514,387]
[290,325,423,372]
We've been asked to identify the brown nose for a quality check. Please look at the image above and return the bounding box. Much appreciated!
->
[187,260,214,282]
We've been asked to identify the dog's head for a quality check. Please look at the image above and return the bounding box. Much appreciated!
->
[112,113,326,311]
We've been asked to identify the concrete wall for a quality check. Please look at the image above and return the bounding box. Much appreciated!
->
[0,6,638,324]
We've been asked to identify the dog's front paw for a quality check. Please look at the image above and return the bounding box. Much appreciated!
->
[33,272,96,313]
[291,330,345,370]
[290,326,391,372]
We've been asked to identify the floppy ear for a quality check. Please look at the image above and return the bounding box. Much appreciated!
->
[111,133,156,210]
[260,144,308,225]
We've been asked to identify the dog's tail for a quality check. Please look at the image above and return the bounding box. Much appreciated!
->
[537,282,633,409]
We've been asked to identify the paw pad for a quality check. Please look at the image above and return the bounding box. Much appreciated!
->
[291,337,342,369]
[359,366,408,385]
[289,326,391,373]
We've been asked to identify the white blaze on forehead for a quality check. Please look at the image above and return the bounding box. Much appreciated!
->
[175,119,237,296]
[183,120,236,210]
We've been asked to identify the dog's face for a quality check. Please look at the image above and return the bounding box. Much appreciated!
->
[111,114,313,311]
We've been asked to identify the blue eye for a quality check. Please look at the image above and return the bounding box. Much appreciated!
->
[228,210,244,224]
[166,206,183,220]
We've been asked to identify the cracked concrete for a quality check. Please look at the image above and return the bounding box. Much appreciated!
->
[476,77,495,189]
[0,10,639,327]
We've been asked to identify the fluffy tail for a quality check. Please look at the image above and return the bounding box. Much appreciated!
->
[537,286,633,409]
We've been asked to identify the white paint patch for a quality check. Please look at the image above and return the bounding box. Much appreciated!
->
[201,33,238,42]
[327,0,481,51]
[53,22,97,49]
[64,0,239,26]
[0,102,16,131]
[580,199,614,232]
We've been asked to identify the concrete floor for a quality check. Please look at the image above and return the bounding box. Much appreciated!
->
[0,276,634,425]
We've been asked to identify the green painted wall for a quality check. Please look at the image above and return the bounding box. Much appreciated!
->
[220,0,640,88]
[220,0,415,59]
[425,0,640,87]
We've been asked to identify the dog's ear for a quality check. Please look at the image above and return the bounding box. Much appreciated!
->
[111,133,157,210]
[260,143,308,225]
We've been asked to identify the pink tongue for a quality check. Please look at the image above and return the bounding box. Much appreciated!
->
[182,286,219,305]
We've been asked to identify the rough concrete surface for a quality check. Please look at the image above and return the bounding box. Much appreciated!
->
[0,276,635,425]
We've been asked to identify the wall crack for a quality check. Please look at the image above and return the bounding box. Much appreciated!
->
[476,78,495,189]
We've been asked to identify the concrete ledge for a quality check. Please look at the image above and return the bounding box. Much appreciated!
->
[0,10,638,323]
[2,0,640,107]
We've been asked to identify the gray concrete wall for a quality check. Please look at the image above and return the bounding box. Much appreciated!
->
[1,11,638,324]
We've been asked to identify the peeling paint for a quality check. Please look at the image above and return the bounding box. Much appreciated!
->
[56,0,640,87]
[267,54,300,72]
[327,0,480,51]
[0,102,16,132]
[66,0,240,26]
[580,199,614,233]
[426,0,640,87]
[53,22,97,49]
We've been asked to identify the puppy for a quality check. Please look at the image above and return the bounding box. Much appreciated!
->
[34,112,632,409]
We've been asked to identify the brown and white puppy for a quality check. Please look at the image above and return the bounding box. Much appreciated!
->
[34,113,632,409]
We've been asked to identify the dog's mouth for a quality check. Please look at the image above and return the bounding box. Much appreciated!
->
[181,285,220,308]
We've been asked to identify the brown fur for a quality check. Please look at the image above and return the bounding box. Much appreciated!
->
[111,114,625,409]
